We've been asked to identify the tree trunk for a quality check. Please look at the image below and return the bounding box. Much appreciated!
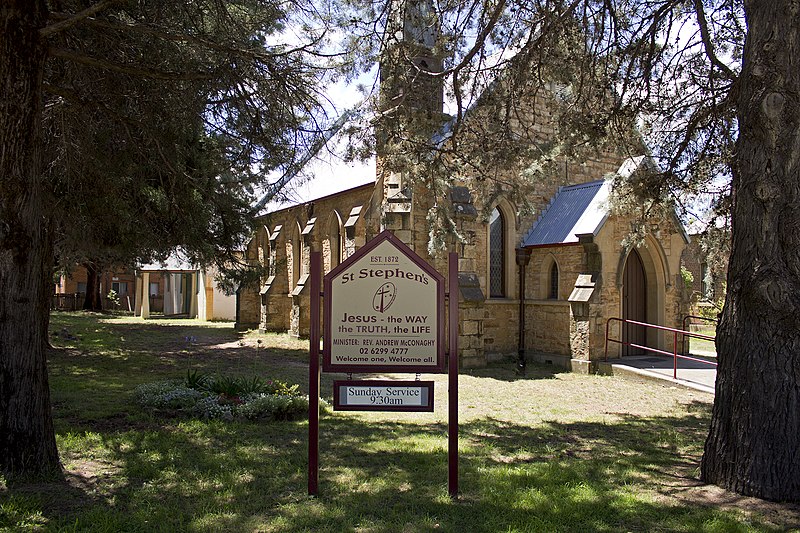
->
[82,262,103,311]
[701,0,800,502]
[0,1,61,477]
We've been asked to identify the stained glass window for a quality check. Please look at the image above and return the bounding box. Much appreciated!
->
[549,262,559,299]
[489,207,505,298]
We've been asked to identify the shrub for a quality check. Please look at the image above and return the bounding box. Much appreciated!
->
[134,374,309,423]
[185,369,211,390]
[202,375,278,397]
[206,375,243,396]
[238,394,310,421]
[194,396,235,421]
[234,376,269,395]
[133,381,206,410]
[264,380,300,396]
[107,289,120,307]
[680,266,694,293]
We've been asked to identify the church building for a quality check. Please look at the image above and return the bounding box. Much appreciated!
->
[236,2,690,370]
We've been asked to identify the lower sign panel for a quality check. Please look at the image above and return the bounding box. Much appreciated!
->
[333,380,434,412]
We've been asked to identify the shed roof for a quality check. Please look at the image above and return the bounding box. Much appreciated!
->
[522,156,690,248]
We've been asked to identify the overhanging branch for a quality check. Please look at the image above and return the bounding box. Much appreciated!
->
[41,0,123,38]
[693,0,738,82]
[48,46,214,81]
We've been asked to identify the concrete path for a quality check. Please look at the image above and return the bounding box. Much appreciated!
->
[600,354,717,395]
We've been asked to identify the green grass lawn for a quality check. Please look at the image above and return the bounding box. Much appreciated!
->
[1,312,795,532]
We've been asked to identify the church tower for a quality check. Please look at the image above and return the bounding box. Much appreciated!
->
[379,0,443,125]
[377,0,445,248]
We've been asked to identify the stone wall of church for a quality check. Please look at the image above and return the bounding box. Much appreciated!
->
[481,300,518,358]
[524,245,585,357]
[457,302,485,368]
[237,282,261,327]
[240,182,688,364]
[528,301,572,355]
[451,81,632,222]
[452,150,624,364]
[241,183,377,335]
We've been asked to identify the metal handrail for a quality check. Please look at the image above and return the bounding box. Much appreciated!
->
[605,317,717,380]
[681,315,717,355]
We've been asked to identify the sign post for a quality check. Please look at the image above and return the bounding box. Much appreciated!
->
[308,231,458,498]
[308,251,321,496]
[448,251,458,499]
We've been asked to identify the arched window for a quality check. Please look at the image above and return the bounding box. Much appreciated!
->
[331,224,341,268]
[549,261,559,299]
[489,207,505,298]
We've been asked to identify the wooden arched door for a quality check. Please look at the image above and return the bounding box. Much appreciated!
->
[622,249,647,356]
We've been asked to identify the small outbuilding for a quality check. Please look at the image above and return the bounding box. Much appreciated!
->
[134,252,236,321]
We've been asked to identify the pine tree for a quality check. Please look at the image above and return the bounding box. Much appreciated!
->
[0,0,330,477]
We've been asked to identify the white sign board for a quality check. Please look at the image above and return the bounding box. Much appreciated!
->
[323,231,444,373]
[333,380,435,412]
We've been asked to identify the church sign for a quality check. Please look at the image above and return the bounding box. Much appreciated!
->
[323,230,445,373]
[309,235,459,498]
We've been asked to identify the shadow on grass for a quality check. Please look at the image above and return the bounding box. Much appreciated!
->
[461,360,568,382]
[46,313,312,425]
[11,314,785,530]
[50,313,244,356]
[5,401,791,532]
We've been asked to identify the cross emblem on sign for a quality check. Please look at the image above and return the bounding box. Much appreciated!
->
[373,282,396,312]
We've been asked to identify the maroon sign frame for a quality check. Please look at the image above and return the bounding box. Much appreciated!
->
[323,230,445,374]
[333,380,435,412]
[309,249,459,499]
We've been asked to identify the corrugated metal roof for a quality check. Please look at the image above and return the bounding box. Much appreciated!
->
[522,179,610,247]
[521,156,690,247]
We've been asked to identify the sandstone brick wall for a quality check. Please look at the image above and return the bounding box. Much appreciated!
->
[522,245,585,357]
[238,183,376,335]
[237,287,261,327]
[482,300,518,357]
[527,301,572,355]
[457,302,485,368]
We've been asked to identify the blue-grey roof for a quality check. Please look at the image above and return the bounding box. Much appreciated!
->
[522,179,610,247]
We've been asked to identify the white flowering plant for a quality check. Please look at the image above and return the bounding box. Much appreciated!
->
[133,381,206,410]
[133,372,318,421]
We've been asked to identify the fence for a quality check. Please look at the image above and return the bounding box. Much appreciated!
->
[51,293,83,311]
[51,293,138,313]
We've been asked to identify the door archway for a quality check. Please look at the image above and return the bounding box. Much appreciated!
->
[622,249,647,356]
